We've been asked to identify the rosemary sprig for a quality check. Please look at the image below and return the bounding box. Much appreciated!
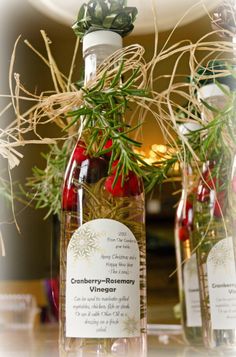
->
[20,58,152,216]
[24,141,74,218]
[146,88,235,192]
[22,70,236,217]
[66,61,150,186]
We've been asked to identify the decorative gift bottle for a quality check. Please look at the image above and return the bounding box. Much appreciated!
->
[230,155,236,267]
[59,28,147,357]
[175,123,202,345]
[193,83,236,349]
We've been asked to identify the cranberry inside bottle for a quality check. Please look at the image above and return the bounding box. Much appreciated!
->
[104,159,143,197]
[177,199,193,242]
[62,141,108,211]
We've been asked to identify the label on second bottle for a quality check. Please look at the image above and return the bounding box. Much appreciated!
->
[183,253,202,327]
[207,237,236,329]
[66,218,141,338]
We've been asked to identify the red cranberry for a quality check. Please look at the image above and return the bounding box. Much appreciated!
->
[104,168,142,198]
[103,139,113,157]
[62,185,77,210]
[178,226,189,242]
[197,182,210,202]
[182,200,193,226]
[72,141,88,163]
[128,171,142,196]
[105,175,130,197]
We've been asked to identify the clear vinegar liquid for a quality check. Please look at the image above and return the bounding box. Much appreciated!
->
[194,201,236,351]
[175,191,203,345]
[59,157,147,357]
[174,228,202,345]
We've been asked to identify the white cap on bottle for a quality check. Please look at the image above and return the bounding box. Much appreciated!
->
[83,30,122,55]
[197,83,229,101]
[179,122,202,135]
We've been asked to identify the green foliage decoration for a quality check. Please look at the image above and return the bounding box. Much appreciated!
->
[24,141,74,218]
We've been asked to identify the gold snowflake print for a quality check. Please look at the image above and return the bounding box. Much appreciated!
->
[69,225,99,259]
[207,239,233,271]
[123,315,139,335]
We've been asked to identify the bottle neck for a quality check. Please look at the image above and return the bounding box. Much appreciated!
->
[83,43,122,85]
[198,84,230,122]
[181,165,197,193]
[200,94,228,122]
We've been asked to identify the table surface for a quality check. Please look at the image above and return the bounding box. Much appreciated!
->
[0,324,235,357]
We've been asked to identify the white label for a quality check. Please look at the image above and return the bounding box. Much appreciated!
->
[207,237,236,329]
[66,218,140,338]
[183,253,202,327]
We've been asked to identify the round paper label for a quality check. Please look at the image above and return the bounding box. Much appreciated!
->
[207,237,236,329]
[66,218,141,338]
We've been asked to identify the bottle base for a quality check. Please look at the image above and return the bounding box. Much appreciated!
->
[59,336,147,357]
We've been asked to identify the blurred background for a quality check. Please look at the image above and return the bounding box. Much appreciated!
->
[0,0,220,325]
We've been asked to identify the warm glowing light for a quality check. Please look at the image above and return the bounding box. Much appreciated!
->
[134,144,179,174]
[149,150,157,159]
[151,144,167,154]
[133,149,146,158]
[145,158,156,165]
[173,162,180,172]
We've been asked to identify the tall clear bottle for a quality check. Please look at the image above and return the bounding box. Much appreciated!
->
[175,124,202,345]
[193,83,236,350]
[230,155,236,268]
[59,30,147,357]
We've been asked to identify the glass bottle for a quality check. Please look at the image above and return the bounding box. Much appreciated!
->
[59,30,147,357]
[230,155,236,265]
[175,168,202,344]
[175,123,202,344]
[193,83,236,350]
